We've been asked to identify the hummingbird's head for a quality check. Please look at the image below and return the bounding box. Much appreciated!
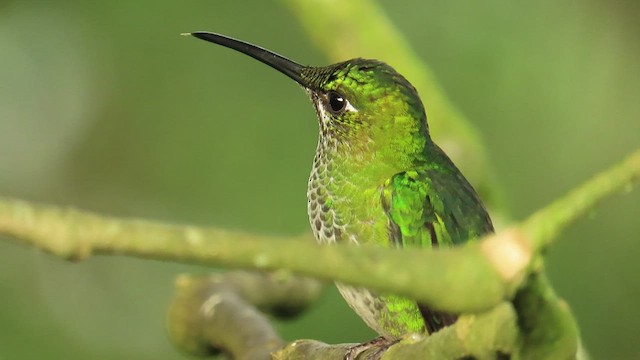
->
[188,32,430,169]
[300,60,429,159]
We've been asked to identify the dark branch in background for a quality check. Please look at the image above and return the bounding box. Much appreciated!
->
[167,271,322,360]
[167,271,522,359]
[514,273,580,360]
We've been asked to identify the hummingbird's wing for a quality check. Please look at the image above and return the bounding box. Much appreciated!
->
[381,168,493,248]
[380,166,493,333]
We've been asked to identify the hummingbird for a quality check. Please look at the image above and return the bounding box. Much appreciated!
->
[186,31,494,356]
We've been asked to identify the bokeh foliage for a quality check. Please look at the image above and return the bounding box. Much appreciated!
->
[0,1,638,359]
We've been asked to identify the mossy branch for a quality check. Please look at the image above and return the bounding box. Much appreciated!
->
[168,272,520,360]
[274,303,519,360]
[0,149,638,315]
[167,271,323,359]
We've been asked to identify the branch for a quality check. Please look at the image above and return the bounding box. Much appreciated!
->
[274,303,519,360]
[0,149,637,315]
[513,272,580,360]
[167,271,322,359]
[521,148,640,252]
[165,271,521,359]
[167,273,518,359]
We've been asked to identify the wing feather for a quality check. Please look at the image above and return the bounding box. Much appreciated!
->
[380,167,493,333]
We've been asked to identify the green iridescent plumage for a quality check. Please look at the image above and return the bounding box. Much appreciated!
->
[303,58,493,336]
[189,32,493,341]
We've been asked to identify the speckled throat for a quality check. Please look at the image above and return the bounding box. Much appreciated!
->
[305,93,428,338]
[306,91,347,245]
[304,87,403,247]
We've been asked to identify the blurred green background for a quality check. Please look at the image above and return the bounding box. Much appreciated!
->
[1,1,638,359]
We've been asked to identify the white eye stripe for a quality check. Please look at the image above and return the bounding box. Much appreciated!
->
[344,100,358,113]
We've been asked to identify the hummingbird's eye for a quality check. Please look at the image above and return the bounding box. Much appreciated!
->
[327,91,347,115]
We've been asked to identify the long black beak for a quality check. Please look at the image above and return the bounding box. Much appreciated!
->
[186,31,306,87]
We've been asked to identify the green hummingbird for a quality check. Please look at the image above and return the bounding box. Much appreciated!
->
[187,31,494,354]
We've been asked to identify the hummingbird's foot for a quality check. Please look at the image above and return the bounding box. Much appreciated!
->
[343,336,398,360]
